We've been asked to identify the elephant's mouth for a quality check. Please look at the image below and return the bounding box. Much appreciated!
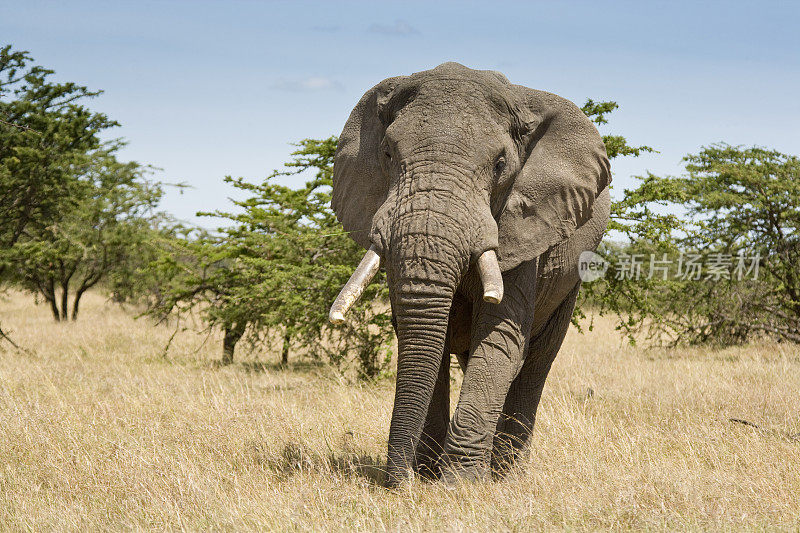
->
[328,246,503,324]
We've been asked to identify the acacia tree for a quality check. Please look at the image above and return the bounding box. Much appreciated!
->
[0,45,124,336]
[0,45,115,257]
[215,138,394,375]
[596,144,800,345]
[9,144,162,320]
[145,138,394,376]
[0,45,167,322]
[138,219,281,366]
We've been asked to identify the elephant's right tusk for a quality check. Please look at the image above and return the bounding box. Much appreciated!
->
[477,249,504,304]
[329,245,381,325]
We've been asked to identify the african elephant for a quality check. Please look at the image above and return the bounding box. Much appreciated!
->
[328,63,610,486]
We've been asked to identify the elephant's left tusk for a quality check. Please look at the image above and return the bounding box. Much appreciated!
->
[477,249,504,304]
[329,245,381,325]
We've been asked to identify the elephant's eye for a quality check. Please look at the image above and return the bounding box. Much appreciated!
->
[384,150,392,161]
[494,158,506,175]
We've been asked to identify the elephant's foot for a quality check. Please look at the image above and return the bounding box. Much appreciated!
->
[386,449,447,486]
[386,458,446,487]
[384,465,415,489]
[440,456,490,487]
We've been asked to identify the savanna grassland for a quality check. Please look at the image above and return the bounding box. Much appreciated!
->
[0,290,798,531]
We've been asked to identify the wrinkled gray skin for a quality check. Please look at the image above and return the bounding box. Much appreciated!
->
[332,63,610,486]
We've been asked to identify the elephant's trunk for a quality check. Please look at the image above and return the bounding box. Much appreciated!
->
[385,233,463,485]
[386,273,455,484]
[378,181,498,484]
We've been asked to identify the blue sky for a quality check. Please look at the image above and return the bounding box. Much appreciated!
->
[2,0,798,226]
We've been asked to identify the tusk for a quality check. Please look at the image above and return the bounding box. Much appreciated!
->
[477,249,503,304]
[329,245,381,325]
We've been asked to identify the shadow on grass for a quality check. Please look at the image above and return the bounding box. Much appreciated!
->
[210,359,327,374]
[257,440,387,487]
[328,452,387,486]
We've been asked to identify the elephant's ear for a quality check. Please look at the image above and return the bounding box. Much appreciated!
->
[332,76,406,250]
[496,87,611,271]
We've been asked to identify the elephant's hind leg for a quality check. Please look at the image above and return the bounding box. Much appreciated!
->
[414,348,451,479]
[490,282,580,478]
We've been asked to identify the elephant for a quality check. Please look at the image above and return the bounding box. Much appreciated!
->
[328,62,610,486]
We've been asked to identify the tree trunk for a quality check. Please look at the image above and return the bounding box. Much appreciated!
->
[281,331,290,365]
[60,283,69,321]
[72,290,85,321]
[49,299,61,321]
[46,279,60,321]
[222,323,244,365]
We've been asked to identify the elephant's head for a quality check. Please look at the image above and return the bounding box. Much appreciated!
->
[329,63,609,481]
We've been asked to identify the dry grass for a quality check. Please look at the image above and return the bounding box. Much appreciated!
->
[1,290,798,531]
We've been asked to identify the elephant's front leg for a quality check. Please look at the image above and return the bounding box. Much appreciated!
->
[491,282,580,477]
[442,260,537,483]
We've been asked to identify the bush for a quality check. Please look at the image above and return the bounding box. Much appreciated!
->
[586,144,800,345]
[144,138,394,378]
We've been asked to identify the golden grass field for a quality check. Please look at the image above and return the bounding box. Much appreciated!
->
[0,290,798,531]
